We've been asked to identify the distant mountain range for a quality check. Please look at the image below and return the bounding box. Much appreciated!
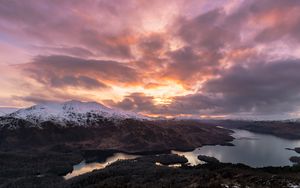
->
[2,100,300,130]
[1,100,299,152]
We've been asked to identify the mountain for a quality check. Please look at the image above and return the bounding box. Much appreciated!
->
[0,100,234,153]
[0,107,18,116]
[2,100,148,129]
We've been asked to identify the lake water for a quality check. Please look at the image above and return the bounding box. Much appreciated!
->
[64,129,300,179]
[64,153,139,179]
[173,129,300,167]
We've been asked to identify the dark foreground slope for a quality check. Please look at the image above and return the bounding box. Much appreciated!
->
[0,117,236,187]
[0,118,233,152]
[64,156,300,188]
[1,117,300,188]
[2,154,300,188]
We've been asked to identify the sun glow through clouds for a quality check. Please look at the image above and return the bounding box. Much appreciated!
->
[0,0,300,119]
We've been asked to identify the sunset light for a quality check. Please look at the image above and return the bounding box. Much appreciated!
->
[2,1,300,187]
[1,0,300,119]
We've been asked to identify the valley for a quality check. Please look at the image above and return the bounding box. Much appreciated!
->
[1,101,300,188]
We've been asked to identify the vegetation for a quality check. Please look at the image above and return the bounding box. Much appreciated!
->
[1,152,300,188]
[0,150,82,188]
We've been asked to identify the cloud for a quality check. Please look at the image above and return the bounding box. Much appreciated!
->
[224,0,300,44]
[138,34,166,55]
[20,55,140,88]
[50,75,108,89]
[177,9,237,51]
[168,59,300,117]
[33,46,95,58]
[163,46,215,84]
[160,8,239,87]
[0,0,139,59]
[79,29,134,59]
[1,0,300,119]
[13,95,60,105]
[108,93,157,113]
[111,59,300,119]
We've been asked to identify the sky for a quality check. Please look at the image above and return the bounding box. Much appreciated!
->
[0,0,300,119]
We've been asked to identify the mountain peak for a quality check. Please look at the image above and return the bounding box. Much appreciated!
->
[7,100,148,127]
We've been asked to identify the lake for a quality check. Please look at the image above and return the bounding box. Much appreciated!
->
[64,128,300,179]
[64,153,139,179]
[173,129,300,167]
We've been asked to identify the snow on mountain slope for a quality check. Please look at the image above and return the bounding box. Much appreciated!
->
[7,100,149,127]
[0,107,18,116]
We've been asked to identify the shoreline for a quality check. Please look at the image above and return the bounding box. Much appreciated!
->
[62,154,300,188]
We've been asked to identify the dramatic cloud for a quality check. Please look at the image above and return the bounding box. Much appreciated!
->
[109,93,157,113]
[22,55,140,87]
[163,46,217,85]
[1,0,300,119]
[49,75,108,90]
[169,59,300,116]
[111,59,300,118]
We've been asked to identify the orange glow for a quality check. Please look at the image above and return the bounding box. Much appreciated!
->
[111,80,193,105]
[256,9,283,27]
[106,35,138,46]
[1,0,299,119]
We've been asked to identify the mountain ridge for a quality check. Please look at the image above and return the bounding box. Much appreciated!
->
[2,100,149,129]
[0,107,19,116]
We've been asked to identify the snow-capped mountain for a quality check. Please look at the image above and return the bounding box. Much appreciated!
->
[5,100,149,127]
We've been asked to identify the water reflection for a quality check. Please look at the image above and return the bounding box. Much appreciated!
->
[155,162,182,168]
[173,129,300,167]
[64,129,300,179]
[64,153,139,179]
